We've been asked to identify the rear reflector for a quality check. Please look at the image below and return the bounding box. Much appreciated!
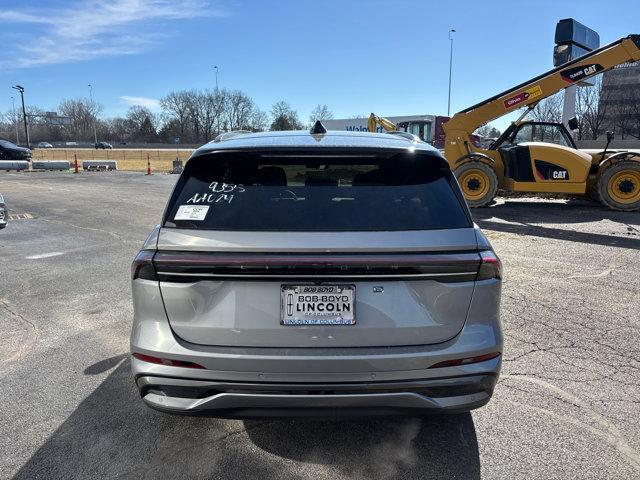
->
[428,351,501,369]
[476,250,502,281]
[132,352,206,369]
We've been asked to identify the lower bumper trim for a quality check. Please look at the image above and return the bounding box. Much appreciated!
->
[137,374,496,417]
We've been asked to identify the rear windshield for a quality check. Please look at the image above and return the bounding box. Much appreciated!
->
[164,150,470,231]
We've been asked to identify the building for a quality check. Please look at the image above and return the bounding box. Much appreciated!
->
[599,62,640,139]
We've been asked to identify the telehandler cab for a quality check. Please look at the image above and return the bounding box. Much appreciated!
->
[443,34,640,211]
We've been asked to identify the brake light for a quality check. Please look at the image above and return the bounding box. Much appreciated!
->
[131,250,158,281]
[429,351,501,368]
[132,353,206,369]
[476,250,502,280]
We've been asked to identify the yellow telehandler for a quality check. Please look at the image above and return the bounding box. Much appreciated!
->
[443,34,640,211]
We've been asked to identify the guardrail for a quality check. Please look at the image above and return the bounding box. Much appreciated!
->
[83,160,118,171]
[0,160,29,171]
[32,160,71,171]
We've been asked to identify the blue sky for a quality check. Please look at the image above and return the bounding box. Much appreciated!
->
[1,0,639,130]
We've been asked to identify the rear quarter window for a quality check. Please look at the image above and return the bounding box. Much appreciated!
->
[164,149,471,231]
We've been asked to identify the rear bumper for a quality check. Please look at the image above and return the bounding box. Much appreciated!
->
[131,278,502,416]
[136,373,497,417]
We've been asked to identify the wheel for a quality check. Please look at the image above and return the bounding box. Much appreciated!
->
[597,160,640,211]
[454,162,499,208]
[586,177,600,202]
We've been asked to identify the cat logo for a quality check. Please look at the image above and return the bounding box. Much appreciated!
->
[552,170,567,179]
[560,63,604,83]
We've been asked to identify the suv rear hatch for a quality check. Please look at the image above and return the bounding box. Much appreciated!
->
[156,147,480,348]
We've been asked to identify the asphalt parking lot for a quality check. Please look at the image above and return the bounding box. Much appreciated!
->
[1,171,639,479]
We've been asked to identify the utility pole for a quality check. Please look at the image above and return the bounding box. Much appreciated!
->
[447,29,456,117]
[12,85,30,149]
[11,96,19,144]
[88,84,98,144]
[213,66,220,136]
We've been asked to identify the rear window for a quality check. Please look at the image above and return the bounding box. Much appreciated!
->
[164,150,471,231]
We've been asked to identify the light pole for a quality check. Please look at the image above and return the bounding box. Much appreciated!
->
[88,84,98,144]
[12,85,30,149]
[213,66,219,92]
[11,96,19,144]
[447,28,456,117]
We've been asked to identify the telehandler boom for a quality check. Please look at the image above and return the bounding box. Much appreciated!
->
[443,35,640,211]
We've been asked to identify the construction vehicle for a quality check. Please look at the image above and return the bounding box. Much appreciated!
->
[367,113,399,136]
[443,34,640,211]
[366,113,451,145]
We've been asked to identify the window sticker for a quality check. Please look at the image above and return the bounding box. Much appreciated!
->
[174,205,210,221]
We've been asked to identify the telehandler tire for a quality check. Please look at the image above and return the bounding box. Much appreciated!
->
[586,178,600,202]
[455,162,498,208]
[597,160,640,211]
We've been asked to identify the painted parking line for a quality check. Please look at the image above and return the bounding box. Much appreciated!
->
[25,252,64,260]
[8,213,34,220]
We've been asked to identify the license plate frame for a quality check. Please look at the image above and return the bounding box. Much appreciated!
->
[281,284,356,326]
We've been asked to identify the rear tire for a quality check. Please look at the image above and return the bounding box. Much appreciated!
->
[454,162,499,208]
[597,161,640,211]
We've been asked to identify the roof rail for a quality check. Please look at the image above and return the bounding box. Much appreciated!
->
[213,130,253,143]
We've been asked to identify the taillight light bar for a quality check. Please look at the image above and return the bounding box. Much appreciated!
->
[132,353,206,369]
[152,251,482,282]
[131,250,158,281]
[429,351,501,369]
[476,250,502,281]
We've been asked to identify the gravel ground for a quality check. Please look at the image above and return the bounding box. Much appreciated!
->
[0,171,638,480]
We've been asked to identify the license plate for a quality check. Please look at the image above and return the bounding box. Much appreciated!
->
[281,285,355,325]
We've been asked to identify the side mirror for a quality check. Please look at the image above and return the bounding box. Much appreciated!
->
[606,131,615,142]
[567,117,579,131]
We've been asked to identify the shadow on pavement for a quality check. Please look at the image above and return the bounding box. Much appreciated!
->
[245,414,480,479]
[473,199,640,250]
[13,359,480,480]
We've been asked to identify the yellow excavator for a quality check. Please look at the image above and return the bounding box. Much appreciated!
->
[367,113,398,135]
[443,34,640,211]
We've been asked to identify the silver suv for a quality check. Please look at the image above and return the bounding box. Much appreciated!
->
[131,128,503,417]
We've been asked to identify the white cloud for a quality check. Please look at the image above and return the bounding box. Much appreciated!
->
[0,0,226,68]
[120,95,161,111]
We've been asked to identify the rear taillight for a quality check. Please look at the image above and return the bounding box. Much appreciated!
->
[429,351,501,368]
[132,353,206,369]
[131,250,158,281]
[476,250,502,281]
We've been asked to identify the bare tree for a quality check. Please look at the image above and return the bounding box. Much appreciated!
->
[126,106,159,143]
[249,108,269,132]
[58,98,103,141]
[576,75,611,140]
[529,92,563,123]
[475,123,501,138]
[270,101,302,131]
[309,104,333,125]
[189,89,221,142]
[225,90,255,131]
[160,91,193,141]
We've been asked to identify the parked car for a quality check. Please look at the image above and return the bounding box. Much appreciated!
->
[0,194,7,229]
[130,127,503,417]
[37,142,53,148]
[95,142,113,149]
[0,139,32,160]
